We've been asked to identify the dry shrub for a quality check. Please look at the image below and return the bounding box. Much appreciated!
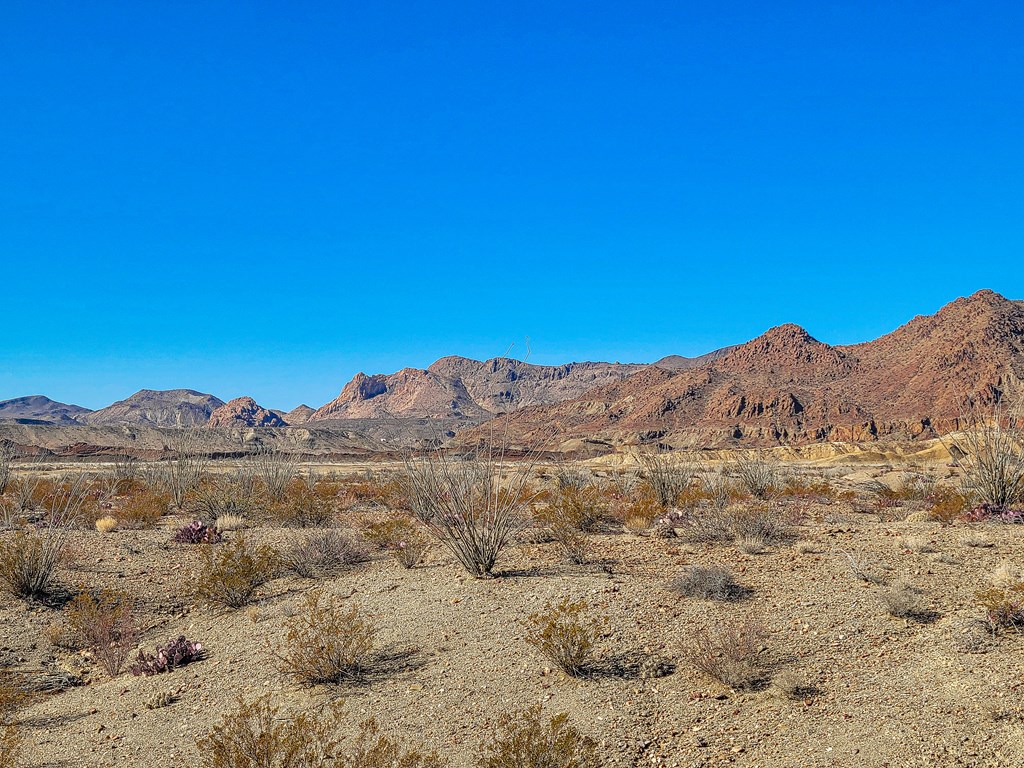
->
[345,718,446,768]
[940,396,1024,510]
[882,581,929,620]
[196,536,278,609]
[773,670,819,702]
[978,572,1024,633]
[66,590,140,678]
[276,591,377,686]
[622,494,661,535]
[961,533,994,548]
[401,453,532,578]
[730,454,780,499]
[684,616,769,690]
[361,516,429,568]
[0,726,20,768]
[0,441,13,496]
[0,530,68,600]
[534,485,606,533]
[927,485,969,524]
[670,565,746,601]
[119,489,170,529]
[523,598,603,677]
[339,477,394,509]
[251,448,298,503]
[282,529,369,578]
[191,469,262,525]
[199,695,342,768]
[94,515,118,533]
[779,476,836,501]
[638,452,693,508]
[476,705,598,768]
[270,477,337,527]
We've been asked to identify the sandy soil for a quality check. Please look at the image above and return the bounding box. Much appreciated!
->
[2,462,1023,768]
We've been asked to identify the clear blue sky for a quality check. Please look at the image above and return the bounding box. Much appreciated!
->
[2,1,1022,411]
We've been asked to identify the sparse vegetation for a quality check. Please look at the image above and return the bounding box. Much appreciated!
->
[282,529,369,578]
[199,695,342,768]
[638,451,693,508]
[119,488,170,528]
[670,565,746,601]
[684,615,769,690]
[361,516,429,568]
[270,476,337,527]
[66,589,140,677]
[941,396,1024,510]
[523,597,603,677]
[401,451,532,578]
[276,591,377,686]
[132,636,205,676]
[476,705,598,768]
[731,453,780,499]
[196,536,278,608]
[881,581,930,620]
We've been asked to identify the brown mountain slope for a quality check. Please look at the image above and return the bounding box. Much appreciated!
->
[464,290,1024,450]
[84,389,225,428]
[308,357,644,423]
[283,404,315,425]
[0,395,92,426]
[207,397,287,428]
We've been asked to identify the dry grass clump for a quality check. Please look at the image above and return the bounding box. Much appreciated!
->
[66,589,140,677]
[961,533,994,548]
[119,488,170,529]
[361,516,429,568]
[680,504,790,549]
[476,705,598,768]
[900,536,935,554]
[282,529,369,578]
[270,476,338,527]
[196,536,278,609]
[684,616,769,690]
[199,694,342,768]
[94,515,118,533]
[523,598,603,677]
[881,581,930,620]
[670,565,746,601]
[215,514,247,532]
[842,551,888,584]
[276,591,377,686]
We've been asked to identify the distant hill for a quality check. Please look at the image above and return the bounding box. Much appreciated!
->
[83,389,225,428]
[0,395,92,425]
[283,404,315,424]
[461,290,1024,450]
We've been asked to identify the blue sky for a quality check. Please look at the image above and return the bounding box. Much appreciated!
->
[2,1,1022,411]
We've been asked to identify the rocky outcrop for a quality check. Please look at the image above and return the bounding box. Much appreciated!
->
[462,290,1024,450]
[83,389,225,428]
[309,357,644,423]
[283,404,315,425]
[207,397,286,428]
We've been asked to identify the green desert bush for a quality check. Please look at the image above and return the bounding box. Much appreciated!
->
[476,705,598,768]
[196,536,278,609]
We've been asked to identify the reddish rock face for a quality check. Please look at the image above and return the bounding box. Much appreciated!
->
[462,290,1024,449]
[207,397,286,428]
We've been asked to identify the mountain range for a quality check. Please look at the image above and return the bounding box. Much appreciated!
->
[2,290,1022,454]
